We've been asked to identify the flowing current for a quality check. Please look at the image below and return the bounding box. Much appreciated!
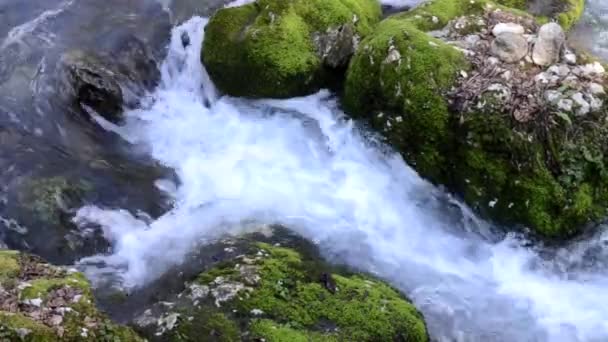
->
[73,17,608,342]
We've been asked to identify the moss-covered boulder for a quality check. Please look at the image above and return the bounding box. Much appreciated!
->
[134,234,428,341]
[202,0,382,98]
[344,0,608,238]
[0,250,142,341]
[494,0,585,30]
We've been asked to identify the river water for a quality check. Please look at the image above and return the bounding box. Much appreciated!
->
[2,0,608,341]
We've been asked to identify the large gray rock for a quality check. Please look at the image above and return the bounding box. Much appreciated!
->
[59,50,124,123]
[490,32,528,63]
[58,36,160,123]
[532,22,565,66]
[313,24,358,68]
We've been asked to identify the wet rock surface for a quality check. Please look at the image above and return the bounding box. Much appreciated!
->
[0,250,141,340]
[0,0,174,265]
[126,227,429,342]
[201,0,382,98]
[58,34,161,124]
[345,0,607,238]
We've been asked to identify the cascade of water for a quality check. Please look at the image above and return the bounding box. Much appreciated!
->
[74,17,608,342]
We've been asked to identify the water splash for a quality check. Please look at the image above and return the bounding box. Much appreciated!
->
[76,17,608,341]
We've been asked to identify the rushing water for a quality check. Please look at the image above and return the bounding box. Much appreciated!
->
[570,0,608,61]
[66,15,608,342]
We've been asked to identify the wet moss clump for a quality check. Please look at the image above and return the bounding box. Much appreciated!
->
[0,251,143,341]
[344,14,470,180]
[18,176,91,226]
[163,242,428,341]
[493,0,585,29]
[343,0,608,238]
[202,0,381,98]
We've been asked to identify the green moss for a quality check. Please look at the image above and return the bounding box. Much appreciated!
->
[0,312,55,341]
[0,251,143,341]
[171,311,240,342]
[494,0,527,9]
[20,272,90,301]
[557,0,585,30]
[0,251,20,282]
[344,18,468,180]
[250,319,335,342]
[447,105,608,238]
[61,300,143,341]
[195,261,240,285]
[494,0,584,29]
[234,244,427,341]
[202,0,381,98]
[20,177,90,225]
[394,0,488,31]
[343,1,608,237]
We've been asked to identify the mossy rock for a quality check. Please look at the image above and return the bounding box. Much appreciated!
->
[17,176,91,226]
[202,0,382,98]
[344,11,471,181]
[344,0,608,238]
[494,0,585,30]
[0,250,143,341]
[143,238,428,341]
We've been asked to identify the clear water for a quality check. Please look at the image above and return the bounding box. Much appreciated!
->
[72,17,608,342]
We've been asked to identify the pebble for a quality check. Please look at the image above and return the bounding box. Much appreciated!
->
[557,99,573,112]
[571,92,590,115]
[588,82,605,95]
[492,23,525,36]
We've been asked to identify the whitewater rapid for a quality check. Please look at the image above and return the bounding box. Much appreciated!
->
[75,17,608,342]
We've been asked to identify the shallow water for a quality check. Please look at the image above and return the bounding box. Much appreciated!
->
[70,16,608,342]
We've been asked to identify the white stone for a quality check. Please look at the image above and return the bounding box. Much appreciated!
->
[491,32,529,63]
[544,90,562,103]
[583,62,605,77]
[492,23,525,36]
[188,284,210,301]
[547,64,570,77]
[588,82,605,95]
[563,52,577,65]
[571,92,590,115]
[23,298,43,307]
[532,23,565,66]
[589,95,603,111]
[158,313,180,332]
[488,57,500,65]
[463,34,481,49]
[251,309,264,316]
[557,99,573,112]
[535,72,550,84]
[384,46,401,64]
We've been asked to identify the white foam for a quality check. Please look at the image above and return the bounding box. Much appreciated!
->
[76,17,608,341]
[1,0,74,49]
